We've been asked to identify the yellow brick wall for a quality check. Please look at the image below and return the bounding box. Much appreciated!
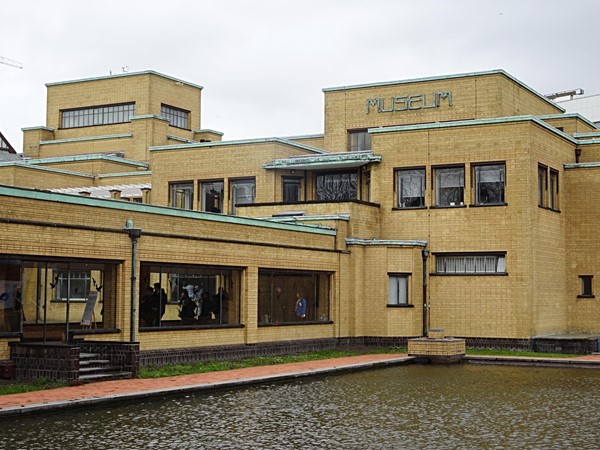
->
[150,141,314,212]
[564,166,600,332]
[323,72,561,152]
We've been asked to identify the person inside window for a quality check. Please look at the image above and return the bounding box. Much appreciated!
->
[295,291,307,319]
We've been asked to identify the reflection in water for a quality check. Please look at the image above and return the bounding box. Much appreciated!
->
[2,364,600,449]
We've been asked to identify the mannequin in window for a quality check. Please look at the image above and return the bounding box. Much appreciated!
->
[295,291,307,319]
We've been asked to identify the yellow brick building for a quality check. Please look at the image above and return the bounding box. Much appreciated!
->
[1,69,599,380]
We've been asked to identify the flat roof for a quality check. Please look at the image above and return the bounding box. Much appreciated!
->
[46,70,203,90]
[323,69,564,113]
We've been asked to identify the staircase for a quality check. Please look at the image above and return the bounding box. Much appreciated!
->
[78,352,132,383]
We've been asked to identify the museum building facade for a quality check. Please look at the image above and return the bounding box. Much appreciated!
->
[1,69,599,381]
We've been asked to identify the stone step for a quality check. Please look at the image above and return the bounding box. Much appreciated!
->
[79,359,111,367]
[78,371,133,383]
[79,365,123,375]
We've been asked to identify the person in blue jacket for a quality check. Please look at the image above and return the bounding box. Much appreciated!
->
[295,291,307,319]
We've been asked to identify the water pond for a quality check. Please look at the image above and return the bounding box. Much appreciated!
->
[1,364,600,449]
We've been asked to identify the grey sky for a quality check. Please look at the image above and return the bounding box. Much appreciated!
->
[1,0,597,152]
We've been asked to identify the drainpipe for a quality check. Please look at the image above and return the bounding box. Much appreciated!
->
[124,219,142,343]
[422,249,430,337]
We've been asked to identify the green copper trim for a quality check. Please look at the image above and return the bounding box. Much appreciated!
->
[0,185,336,236]
[46,70,203,90]
[574,132,600,138]
[40,133,133,145]
[564,162,600,169]
[21,153,148,168]
[194,129,224,136]
[150,137,328,154]
[369,116,578,145]
[538,113,598,130]
[263,151,380,169]
[0,163,93,178]
[131,115,169,122]
[323,69,563,112]
[346,238,427,247]
[21,126,55,132]
[98,171,152,179]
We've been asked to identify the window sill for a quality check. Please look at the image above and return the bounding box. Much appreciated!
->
[258,320,333,327]
[577,295,595,299]
[140,323,245,331]
[469,203,508,208]
[392,206,427,211]
[538,205,561,213]
[430,204,467,209]
[431,272,509,276]
[387,304,414,308]
[51,299,89,303]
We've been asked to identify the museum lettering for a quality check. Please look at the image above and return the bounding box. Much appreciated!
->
[366,91,452,113]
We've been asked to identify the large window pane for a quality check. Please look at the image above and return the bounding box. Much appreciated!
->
[161,104,190,129]
[230,179,255,214]
[139,263,242,328]
[435,254,506,275]
[258,269,330,324]
[397,168,425,208]
[349,131,371,151]
[315,172,357,201]
[170,182,194,210]
[201,180,224,213]
[388,275,409,305]
[283,177,302,203]
[474,164,505,205]
[435,167,464,207]
[60,103,135,129]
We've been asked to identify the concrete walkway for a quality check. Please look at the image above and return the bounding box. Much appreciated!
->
[1,352,599,419]
[0,353,413,418]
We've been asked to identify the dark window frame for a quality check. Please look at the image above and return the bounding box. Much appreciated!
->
[433,165,465,207]
[395,167,426,209]
[161,104,190,130]
[200,179,224,213]
[282,176,302,203]
[169,181,194,210]
[348,130,371,152]
[578,275,594,298]
[60,102,135,129]
[472,162,506,206]
[314,170,358,201]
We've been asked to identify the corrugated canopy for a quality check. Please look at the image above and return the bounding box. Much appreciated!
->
[263,150,381,171]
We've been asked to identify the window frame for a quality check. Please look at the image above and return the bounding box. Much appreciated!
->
[282,176,302,203]
[169,181,194,210]
[434,252,507,276]
[472,162,506,206]
[314,170,358,201]
[578,275,594,298]
[538,164,548,208]
[395,167,426,209]
[433,165,465,207]
[388,273,412,307]
[549,169,560,211]
[200,179,224,213]
[60,102,135,129]
[230,178,256,214]
[160,104,190,130]
[348,130,371,152]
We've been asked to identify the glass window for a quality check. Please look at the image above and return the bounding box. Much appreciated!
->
[283,177,302,203]
[538,165,548,207]
[139,263,242,328]
[434,166,464,207]
[550,169,559,211]
[60,103,135,128]
[396,168,425,208]
[230,179,255,214]
[579,275,594,297]
[0,260,22,333]
[436,254,506,274]
[473,163,505,205]
[258,269,330,324]
[161,104,190,129]
[170,182,194,210]
[388,274,409,305]
[315,172,357,201]
[349,131,371,151]
[201,180,224,213]
[57,271,91,300]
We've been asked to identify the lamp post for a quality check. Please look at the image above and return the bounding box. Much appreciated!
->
[124,219,142,343]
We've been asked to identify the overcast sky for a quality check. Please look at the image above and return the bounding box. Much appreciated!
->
[1,0,598,152]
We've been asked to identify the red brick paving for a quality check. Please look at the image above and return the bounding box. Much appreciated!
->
[1,352,599,416]
[0,353,407,412]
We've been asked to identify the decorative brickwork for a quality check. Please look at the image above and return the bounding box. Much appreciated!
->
[9,342,80,384]
[77,341,140,377]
